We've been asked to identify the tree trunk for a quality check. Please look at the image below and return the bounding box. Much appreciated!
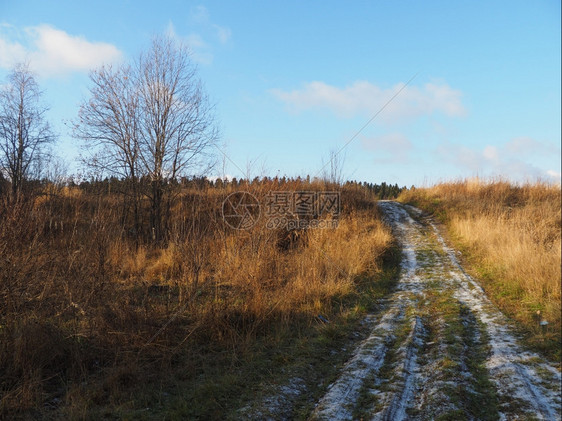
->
[151,179,163,242]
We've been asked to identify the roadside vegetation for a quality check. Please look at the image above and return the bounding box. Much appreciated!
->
[399,179,561,361]
[0,32,408,418]
[0,176,401,419]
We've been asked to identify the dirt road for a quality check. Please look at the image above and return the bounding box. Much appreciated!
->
[242,201,561,420]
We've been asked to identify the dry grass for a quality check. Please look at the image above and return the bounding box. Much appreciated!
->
[0,179,393,417]
[400,179,561,359]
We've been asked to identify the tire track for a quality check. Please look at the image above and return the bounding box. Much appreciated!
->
[379,315,425,421]
[311,201,560,420]
[405,202,561,420]
[312,202,424,420]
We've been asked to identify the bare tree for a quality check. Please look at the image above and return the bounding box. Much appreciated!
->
[74,63,142,233]
[321,149,346,186]
[0,63,55,199]
[76,35,219,241]
[75,64,139,179]
[137,36,218,241]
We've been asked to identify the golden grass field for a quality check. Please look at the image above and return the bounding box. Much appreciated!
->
[0,179,395,418]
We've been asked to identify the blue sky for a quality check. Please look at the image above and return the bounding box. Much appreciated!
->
[1,0,560,186]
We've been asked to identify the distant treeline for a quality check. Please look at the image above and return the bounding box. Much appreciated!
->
[344,180,406,199]
[7,174,406,200]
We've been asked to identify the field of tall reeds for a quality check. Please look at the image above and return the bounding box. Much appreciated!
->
[0,178,396,418]
[400,179,561,360]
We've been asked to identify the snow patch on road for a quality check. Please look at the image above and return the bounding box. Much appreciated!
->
[424,208,561,420]
[313,202,424,420]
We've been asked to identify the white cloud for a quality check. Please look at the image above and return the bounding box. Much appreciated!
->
[482,145,498,161]
[166,21,213,64]
[0,38,27,68]
[270,80,466,123]
[437,143,484,172]
[184,33,207,50]
[546,170,561,181]
[214,24,232,44]
[166,6,231,65]
[361,133,413,163]
[504,136,560,156]
[0,24,122,77]
[185,35,213,64]
[437,139,561,182]
[188,5,232,46]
